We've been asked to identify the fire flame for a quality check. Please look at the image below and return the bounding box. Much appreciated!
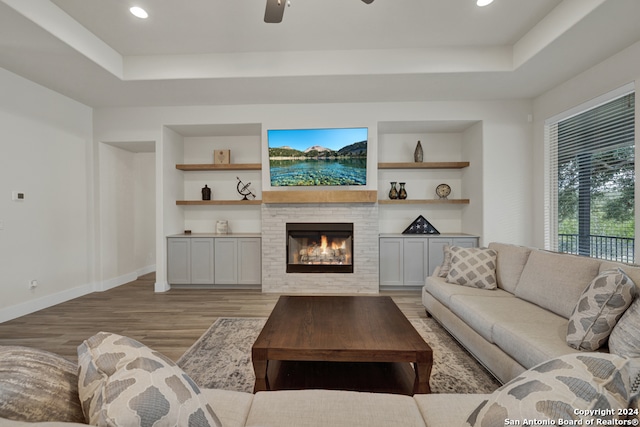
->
[320,235,346,254]
[320,235,328,253]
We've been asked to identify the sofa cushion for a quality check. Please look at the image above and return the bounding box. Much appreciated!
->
[448,295,559,344]
[77,332,221,427]
[492,318,576,369]
[515,250,601,319]
[246,389,426,427]
[424,276,513,308]
[566,268,636,351]
[463,353,632,427]
[201,389,253,427]
[0,346,85,423]
[488,242,532,294]
[446,247,498,290]
[609,296,640,358]
[413,393,490,427]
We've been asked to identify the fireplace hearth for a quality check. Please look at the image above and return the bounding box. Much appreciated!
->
[286,223,354,273]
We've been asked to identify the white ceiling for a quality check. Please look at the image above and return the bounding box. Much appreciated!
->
[1,0,640,108]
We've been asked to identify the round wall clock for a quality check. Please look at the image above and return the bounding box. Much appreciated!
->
[436,183,451,199]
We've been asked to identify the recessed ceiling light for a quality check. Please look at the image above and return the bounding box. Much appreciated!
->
[130,6,149,19]
[477,0,494,6]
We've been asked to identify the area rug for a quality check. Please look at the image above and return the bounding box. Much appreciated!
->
[177,317,501,394]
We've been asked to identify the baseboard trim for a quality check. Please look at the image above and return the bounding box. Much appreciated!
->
[0,283,93,323]
[95,265,156,292]
[0,265,156,323]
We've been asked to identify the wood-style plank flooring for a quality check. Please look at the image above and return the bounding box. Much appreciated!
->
[0,273,427,362]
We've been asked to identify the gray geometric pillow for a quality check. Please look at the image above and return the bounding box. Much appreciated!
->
[0,346,85,423]
[446,246,497,290]
[77,332,221,427]
[464,353,632,427]
[609,296,640,358]
[566,269,636,351]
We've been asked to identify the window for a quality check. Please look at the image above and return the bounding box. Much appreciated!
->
[546,87,635,262]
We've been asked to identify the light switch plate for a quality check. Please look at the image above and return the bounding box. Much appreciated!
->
[12,191,25,201]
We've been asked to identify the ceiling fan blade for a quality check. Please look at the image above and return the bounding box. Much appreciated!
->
[264,0,286,23]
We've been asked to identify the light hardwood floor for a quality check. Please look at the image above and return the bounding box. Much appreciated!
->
[0,273,427,362]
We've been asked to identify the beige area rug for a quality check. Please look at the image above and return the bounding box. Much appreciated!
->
[177,317,501,394]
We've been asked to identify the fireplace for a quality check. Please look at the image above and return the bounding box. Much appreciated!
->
[286,223,354,273]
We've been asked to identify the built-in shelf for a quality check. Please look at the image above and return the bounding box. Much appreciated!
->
[377,162,469,169]
[378,199,470,205]
[176,163,262,171]
[176,200,261,205]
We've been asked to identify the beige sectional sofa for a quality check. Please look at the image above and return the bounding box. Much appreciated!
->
[422,242,640,383]
[2,242,640,426]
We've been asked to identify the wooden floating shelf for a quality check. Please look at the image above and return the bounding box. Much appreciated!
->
[378,199,470,205]
[262,190,378,204]
[377,162,469,169]
[176,163,261,171]
[176,200,262,206]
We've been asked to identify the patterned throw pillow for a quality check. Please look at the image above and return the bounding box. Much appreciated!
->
[566,269,636,351]
[0,346,85,423]
[464,353,631,427]
[446,246,497,290]
[437,245,452,278]
[609,296,640,358]
[77,332,222,427]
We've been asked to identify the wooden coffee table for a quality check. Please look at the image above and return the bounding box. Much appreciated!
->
[252,295,432,395]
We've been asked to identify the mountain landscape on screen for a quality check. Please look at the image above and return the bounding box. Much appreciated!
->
[268,128,368,186]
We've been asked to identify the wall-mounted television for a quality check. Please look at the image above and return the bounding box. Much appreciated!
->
[268,127,368,186]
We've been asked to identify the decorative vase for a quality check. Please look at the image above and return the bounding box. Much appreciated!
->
[398,182,407,199]
[216,220,228,234]
[389,182,398,199]
[201,185,211,200]
[414,140,423,163]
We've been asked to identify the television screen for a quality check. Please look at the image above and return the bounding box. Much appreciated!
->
[268,127,368,186]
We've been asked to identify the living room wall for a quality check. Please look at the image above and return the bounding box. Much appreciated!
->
[0,68,94,322]
[97,143,156,290]
[531,39,640,251]
[93,100,534,291]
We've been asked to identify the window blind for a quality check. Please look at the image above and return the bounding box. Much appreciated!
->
[547,91,635,262]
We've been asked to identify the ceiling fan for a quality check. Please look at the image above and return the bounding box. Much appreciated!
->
[265,0,374,23]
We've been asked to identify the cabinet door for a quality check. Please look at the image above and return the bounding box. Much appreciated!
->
[167,238,191,284]
[403,238,429,286]
[379,238,404,287]
[190,238,214,284]
[238,238,262,285]
[214,238,238,284]
[453,237,479,248]
[427,238,454,276]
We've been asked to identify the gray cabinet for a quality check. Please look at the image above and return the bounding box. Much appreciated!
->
[167,237,214,285]
[379,235,479,288]
[167,238,192,284]
[237,238,262,285]
[167,235,261,286]
[214,238,237,284]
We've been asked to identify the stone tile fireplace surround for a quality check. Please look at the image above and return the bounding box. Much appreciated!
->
[261,203,379,293]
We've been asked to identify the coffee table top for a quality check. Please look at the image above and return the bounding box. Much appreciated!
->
[252,295,431,363]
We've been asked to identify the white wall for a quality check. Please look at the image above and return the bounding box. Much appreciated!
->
[0,68,94,322]
[134,153,156,270]
[93,100,534,290]
[97,144,155,290]
[532,39,640,249]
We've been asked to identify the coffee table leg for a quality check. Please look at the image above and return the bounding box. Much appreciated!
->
[414,362,431,394]
[253,359,269,392]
